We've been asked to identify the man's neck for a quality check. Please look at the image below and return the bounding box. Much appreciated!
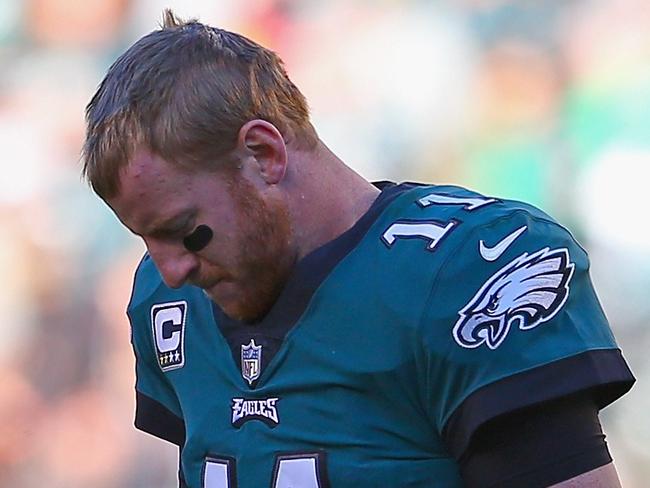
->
[285,141,381,261]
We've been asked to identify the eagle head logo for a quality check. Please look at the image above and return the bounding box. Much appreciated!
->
[453,247,575,350]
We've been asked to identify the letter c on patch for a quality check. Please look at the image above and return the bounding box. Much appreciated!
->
[155,306,183,352]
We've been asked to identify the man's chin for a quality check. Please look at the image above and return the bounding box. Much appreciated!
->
[219,302,266,323]
[203,286,266,323]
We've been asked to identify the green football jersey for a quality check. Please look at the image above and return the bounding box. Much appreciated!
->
[127,183,634,488]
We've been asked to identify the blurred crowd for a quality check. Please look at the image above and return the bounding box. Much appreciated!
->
[1,0,648,486]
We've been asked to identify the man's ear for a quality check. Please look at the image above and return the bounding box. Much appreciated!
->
[236,120,287,184]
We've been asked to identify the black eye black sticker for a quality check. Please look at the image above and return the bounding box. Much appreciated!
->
[183,224,213,252]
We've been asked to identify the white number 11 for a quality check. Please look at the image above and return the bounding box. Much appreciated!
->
[381,192,496,251]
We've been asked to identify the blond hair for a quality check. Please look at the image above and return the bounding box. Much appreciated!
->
[82,9,317,199]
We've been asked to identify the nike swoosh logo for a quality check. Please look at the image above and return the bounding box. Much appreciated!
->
[479,225,527,261]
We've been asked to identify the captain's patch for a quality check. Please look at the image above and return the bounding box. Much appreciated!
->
[151,301,187,371]
[453,247,574,350]
[231,397,280,428]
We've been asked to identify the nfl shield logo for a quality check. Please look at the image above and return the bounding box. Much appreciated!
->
[241,339,262,385]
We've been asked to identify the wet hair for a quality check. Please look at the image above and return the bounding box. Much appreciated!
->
[82,9,317,199]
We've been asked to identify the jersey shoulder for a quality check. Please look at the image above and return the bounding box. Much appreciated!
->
[399,183,611,352]
[128,253,166,313]
[126,253,210,358]
[345,183,575,338]
[368,183,570,285]
[126,253,213,393]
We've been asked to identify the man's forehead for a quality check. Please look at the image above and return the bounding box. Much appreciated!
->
[118,149,200,201]
[124,148,178,180]
[122,148,224,190]
[109,149,195,232]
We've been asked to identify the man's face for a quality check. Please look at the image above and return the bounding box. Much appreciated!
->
[108,149,296,322]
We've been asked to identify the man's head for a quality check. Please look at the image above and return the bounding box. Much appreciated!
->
[82,9,317,200]
[83,11,316,321]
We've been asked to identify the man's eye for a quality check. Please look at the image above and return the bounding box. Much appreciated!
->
[183,224,213,252]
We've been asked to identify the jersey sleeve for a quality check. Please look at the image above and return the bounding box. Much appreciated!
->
[127,255,185,446]
[418,208,635,459]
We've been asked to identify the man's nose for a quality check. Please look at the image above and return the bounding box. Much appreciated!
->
[146,240,198,289]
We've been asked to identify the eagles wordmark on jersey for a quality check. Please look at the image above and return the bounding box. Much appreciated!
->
[127,183,634,488]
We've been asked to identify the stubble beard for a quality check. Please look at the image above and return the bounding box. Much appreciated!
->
[217,180,296,323]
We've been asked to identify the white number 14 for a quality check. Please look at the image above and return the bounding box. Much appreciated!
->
[203,453,326,488]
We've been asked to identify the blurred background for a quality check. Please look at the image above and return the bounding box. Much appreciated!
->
[0,0,648,486]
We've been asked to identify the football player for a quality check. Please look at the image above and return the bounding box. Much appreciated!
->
[82,10,634,488]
